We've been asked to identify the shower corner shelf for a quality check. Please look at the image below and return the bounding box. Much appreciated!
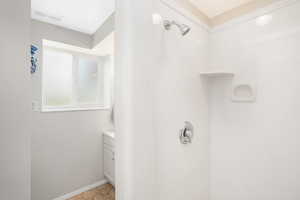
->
[199,71,235,78]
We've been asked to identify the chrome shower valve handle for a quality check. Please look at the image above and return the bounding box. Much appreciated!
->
[179,121,194,144]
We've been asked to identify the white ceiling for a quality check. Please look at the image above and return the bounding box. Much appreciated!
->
[31,0,115,34]
[188,0,254,18]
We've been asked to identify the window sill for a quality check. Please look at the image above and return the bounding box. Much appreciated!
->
[41,106,110,113]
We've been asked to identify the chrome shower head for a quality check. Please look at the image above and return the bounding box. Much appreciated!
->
[179,24,191,36]
[163,20,191,36]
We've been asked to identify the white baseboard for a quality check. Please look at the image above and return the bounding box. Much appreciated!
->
[53,179,108,200]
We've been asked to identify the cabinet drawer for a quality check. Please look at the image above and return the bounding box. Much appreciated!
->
[103,135,115,148]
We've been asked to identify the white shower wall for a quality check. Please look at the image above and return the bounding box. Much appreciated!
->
[115,0,300,200]
[154,3,209,200]
[115,0,210,199]
[209,1,300,200]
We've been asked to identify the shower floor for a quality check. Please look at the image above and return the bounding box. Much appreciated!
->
[67,183,115,200]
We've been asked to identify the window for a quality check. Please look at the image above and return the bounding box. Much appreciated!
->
[42,46,112,112]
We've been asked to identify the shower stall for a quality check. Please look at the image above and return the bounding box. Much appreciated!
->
[115,0,300,200]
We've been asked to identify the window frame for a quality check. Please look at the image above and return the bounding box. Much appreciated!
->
[41,46,111,112]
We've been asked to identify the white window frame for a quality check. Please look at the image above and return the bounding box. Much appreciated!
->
[41,46,111,112]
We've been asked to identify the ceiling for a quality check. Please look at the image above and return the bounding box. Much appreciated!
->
[31,0,115,34]
[188,0,255,18]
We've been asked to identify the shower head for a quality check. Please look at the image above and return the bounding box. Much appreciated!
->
[179,24,191,36]
[163,20,191,36]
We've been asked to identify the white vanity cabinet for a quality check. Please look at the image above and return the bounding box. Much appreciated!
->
[103,131,115,185]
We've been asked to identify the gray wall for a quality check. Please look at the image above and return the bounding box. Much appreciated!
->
[30,20,113,200]
[0,0,31,200]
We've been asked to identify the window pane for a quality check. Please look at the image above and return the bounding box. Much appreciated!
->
[77,57,100,104]
[43,49,73,107]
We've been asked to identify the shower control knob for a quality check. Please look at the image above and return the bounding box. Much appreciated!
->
[179,121,194,144]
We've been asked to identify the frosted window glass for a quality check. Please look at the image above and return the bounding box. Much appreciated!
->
[77,58,100,104]
[42,46,111,111]
[43,49,73,107]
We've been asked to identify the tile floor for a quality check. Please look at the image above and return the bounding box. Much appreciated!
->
[67,184,115,200]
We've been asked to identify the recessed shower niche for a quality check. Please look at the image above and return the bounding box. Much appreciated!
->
[200,71,256,103]
[231,84,256,103]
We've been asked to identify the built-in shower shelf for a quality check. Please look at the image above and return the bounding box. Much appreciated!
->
[200,71,235,78]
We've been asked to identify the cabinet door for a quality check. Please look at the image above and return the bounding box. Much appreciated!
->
[109,150,115,183]
[104,147,115,184]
